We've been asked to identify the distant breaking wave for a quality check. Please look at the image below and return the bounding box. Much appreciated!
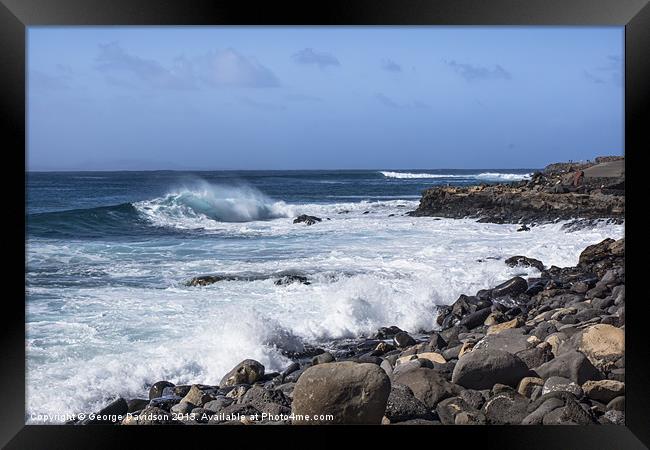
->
[380,171,531,181]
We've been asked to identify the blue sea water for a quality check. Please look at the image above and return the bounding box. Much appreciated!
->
[26,169,623,421]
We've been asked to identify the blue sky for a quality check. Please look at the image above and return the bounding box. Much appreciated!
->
[27,27,623,171]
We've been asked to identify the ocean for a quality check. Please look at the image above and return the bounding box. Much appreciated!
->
[25,169,624,421]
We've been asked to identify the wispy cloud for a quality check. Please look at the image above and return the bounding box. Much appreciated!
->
[446,60,512,82]
[375,93,429,109]
[29,70,71,90]
[381,59,402,72]
[29,65,74,91]
[95,43,280,89]
[585,54,622,87]
[375,93,400,108]
[292,48,340,69]
[197,49,280,88]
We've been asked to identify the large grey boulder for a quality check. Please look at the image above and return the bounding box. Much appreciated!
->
[291,361,390,424]
[452,348,529,390]
[393,367,460,409]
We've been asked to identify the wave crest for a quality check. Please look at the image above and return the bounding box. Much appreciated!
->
[134,183,294,228]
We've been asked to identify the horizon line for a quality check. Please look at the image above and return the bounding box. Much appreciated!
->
[26,167,545,173]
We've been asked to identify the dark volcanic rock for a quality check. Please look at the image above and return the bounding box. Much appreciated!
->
[293,214,322,226]
[274,274,311,286]
[373,326,403,339]
[393,331,417,348]
[436,396,474,425]
[505,256,545,272]
[491,277,529,298]
[516,346,554,370]
[483,390,530,424]
[186,275,236,286]
[149,381,175,400]
[385,383,435,423]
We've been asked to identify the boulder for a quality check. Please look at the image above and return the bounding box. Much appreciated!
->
[394,331,416,348]
[149,381,175,400]
[452,349,529,390]
[542,396,596,425]
[393,367,460,409]
[415,352,446,365]
[312,352,335,365]
[505,256,545,272]
[515,345,554,370]
[384,383,434,423]
[291,361,390,424]
[274,274,310,286]
[491,277,529,298]
[521,397,565,425]
[203,397,233,412]
[181,385,216,407]
[582,380,625,403]
[293,214,322,226]
[570,324,624,371]
[239,385,291,416]
[459,389,486,410]
[436,396,473,425]
[533,350,602,385]
[454,410,487,425]
[219,359,265,388]
[578,238,615,265]
[487,317,523,335]
[517,377,545,397]
[474,328,530,354]
[607,396,625,411]
[483,391,530,424]
[542,376,583,397]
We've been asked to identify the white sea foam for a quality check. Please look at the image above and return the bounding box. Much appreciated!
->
[475,172,532,181]
[380,171,531,180]
[26,204,623,422]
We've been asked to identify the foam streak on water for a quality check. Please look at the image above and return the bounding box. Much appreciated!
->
[26,198,623,421]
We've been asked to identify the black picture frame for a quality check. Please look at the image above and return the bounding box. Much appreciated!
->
[3,0,649,447]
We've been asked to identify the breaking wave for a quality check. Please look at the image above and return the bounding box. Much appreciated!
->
[380,171,531,181]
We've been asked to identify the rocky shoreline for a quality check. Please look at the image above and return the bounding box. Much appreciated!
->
[64,157,625,426]
[71,235,625,425]
[409,156,624,225]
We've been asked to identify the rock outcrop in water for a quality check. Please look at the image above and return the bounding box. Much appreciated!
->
[293,214,322,225]
[409,157,624,224]
[78,237,624,425]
